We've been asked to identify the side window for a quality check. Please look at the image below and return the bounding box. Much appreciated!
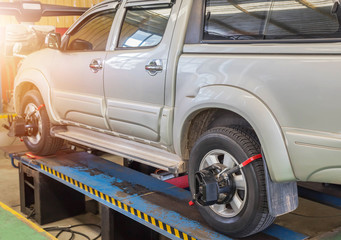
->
[265,0,338,39]
[118,6,172,48]
[204,0,339,41]
[67,10,116,51]
[204,0,271,40]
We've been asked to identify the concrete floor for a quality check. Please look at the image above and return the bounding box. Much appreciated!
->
[277,198,341,238]
[1,118,341,239]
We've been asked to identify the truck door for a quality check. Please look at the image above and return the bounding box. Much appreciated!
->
[51,5,117,130]
[103,1,176,142]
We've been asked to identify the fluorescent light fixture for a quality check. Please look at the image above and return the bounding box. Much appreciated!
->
[22,3,41,10]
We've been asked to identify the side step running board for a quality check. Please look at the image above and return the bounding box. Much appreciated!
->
[51,126,185,174]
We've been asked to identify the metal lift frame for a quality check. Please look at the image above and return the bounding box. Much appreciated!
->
[11,151,308,240]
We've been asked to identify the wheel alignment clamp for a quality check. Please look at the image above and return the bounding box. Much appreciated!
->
[39,163,197,240]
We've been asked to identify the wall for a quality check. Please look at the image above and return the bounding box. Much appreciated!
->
[0,0,103,30]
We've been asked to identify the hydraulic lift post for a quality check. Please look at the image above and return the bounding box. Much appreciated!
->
[19,162,85,225]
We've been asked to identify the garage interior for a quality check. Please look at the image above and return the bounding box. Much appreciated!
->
[1,0,341,240]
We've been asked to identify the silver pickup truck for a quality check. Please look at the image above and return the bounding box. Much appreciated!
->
[13,0,341,237]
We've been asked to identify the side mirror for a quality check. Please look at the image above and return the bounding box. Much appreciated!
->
[45,32,61,50]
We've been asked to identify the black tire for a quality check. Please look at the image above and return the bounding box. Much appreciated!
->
[189,127,274,238]
[20,90,64,155]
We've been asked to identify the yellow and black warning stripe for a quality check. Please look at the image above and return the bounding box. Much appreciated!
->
[40,164,196,240]
[0,113,17,119]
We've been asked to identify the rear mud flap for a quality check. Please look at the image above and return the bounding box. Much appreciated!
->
[263,159,298,217]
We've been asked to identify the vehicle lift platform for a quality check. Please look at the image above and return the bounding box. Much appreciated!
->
[7,149,317,240]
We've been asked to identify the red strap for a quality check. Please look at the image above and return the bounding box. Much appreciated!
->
[241,154,262,167]
[25,153,36,159]
[37,104,45,111]
[165,175,189,189]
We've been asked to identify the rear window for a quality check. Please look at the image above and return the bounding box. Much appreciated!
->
[204,0,339,41]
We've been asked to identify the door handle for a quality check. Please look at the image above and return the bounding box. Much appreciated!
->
[145,59,163,76]
[89,58,103,73]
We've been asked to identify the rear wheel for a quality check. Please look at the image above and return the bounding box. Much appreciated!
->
[20,90,64,155]
[189,127,274,238]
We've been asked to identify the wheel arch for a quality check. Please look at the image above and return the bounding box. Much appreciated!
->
[174,85,296,182]
[14,68,59,124]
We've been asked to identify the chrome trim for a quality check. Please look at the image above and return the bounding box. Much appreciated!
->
[89,58,103,73]
[145,59,163,76]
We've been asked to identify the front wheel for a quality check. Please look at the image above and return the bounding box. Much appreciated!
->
[20,90,64,155]
[188,127,274,238]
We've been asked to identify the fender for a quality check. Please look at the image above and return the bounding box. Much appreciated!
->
[174,85,296,182]
[14,68,60,124]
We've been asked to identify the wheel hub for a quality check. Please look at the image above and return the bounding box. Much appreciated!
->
[195,149,247,218]
[24,103,43,144]
[195,163,236,206]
